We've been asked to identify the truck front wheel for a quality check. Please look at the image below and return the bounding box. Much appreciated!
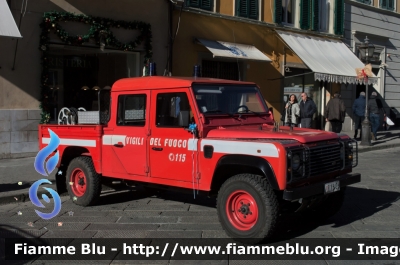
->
[217,174,278,243]
[66,156,101,206]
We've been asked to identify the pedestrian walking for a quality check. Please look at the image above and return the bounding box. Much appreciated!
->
[325,92,346,133]
[368,92,386,141]
[284,94,300,127]
[352,92,366,139]
[299,92,317,128]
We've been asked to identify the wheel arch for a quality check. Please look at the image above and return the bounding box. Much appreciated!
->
[56,147,95,195]
[209,155,279,196]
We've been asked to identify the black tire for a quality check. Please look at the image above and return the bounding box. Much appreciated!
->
[217,174,279,244]
[310,188,346,220]
[66,156,101,206]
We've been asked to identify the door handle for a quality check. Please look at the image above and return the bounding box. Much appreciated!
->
[114,142,124,148]
[152,147,163,151]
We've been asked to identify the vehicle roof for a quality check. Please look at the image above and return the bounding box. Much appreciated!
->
[112,76,256,92]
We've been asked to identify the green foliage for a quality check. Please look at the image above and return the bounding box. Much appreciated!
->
[38,11,153,123]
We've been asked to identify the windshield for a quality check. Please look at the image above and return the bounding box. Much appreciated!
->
[192,84,268,115]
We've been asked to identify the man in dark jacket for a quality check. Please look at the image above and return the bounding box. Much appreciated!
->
[299,93,317,128]
[352,92,366,139]
[368,92,385,140]
[325,93,346,133]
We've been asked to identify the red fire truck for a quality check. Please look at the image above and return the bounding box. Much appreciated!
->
[39,76,360,242]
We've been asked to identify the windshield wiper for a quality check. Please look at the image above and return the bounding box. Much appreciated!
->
[235,109,270,119]
[204,110,235,117]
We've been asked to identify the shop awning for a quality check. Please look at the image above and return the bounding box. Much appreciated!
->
[276,30,376,84]
[0,0,22,38]
[197,38,271,62]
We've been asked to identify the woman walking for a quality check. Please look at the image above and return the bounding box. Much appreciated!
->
[284,94,300,127]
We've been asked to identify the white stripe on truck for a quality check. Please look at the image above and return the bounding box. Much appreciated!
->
[200,140,279,157]
[42,138,96,147]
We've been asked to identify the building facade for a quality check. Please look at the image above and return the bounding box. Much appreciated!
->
[0,0,169,159]
[343,0,400,131]
[170,0,367,130]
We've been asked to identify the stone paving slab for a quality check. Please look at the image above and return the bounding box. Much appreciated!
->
[40,230,97,238]
[59,211,110,217]
[201,230,228,238]
[158,224,223,231]
[331,231,400,238]
[124,205,190,211]
[85,223,159,231]
[145,230,202,238]
[35,216,119,223]
[107,211,162,217]
[0,229,46,238]
[117,216,178,224]
[37,223,90,231]
[178,216,220,223]
[93,230,148,238]
[188,205,217,211]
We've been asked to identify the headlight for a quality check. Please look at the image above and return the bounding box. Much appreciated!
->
[292,154,301,171]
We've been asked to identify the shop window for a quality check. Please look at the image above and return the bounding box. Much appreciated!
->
[380,0,395,10]
[202,60,240,81]
[117,94,146,126]
[236,0,259,20]
[185,0,213,11]
[156,93,192,127]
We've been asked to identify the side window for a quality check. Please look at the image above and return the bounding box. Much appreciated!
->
[117,94,146,126]
[156,92,192,127]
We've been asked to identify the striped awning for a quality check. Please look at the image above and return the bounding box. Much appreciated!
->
[277,30,377,85]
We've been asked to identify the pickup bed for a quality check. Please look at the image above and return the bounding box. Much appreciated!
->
[39,76,360,243]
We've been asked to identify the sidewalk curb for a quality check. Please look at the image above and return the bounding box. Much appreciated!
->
[358,143,400,153]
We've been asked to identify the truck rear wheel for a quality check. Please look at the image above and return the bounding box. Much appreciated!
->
[66,156,101,206]
[217,174,278,243]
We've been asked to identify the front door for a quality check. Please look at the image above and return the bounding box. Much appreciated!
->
[111,91,149,176]
[148,90,197,182]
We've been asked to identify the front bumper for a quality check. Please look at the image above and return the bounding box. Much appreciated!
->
[282,173,361,201]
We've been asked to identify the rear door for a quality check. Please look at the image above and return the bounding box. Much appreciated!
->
[110,91,150,176]
[148,89,198,182]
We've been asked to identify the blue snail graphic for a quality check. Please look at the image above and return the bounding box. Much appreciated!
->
[30,129,62,220]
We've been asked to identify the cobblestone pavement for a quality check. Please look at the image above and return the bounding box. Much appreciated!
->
[1,147,400,264]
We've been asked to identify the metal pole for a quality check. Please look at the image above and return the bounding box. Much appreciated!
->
[360,54,371,146]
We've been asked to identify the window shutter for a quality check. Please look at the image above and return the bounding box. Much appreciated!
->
[334,0,345,35]
[200,0,213,10]
[300,0,311,30]
[380,0,387,8]
[311,0,319,31]
[275,0,282,23]
[236,0,249,17]
[249,0,259,19]
[388,0,394,10]
[364,0,371,4]
[186,0,200,8]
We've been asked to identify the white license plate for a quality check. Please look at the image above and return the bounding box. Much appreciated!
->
[324,181,340,194]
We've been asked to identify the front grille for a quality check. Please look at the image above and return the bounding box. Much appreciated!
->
[307,143,342,176]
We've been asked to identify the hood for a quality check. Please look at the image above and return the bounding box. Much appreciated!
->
[206,125,340,144]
